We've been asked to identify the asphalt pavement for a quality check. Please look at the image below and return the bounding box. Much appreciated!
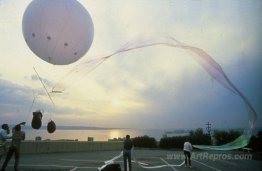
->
[0,149,261,171]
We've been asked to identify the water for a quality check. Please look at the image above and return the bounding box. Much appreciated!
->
[21,126,261,142]
[25,128,169,141]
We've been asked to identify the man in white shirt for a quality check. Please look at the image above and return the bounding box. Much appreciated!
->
[183,140,193,167]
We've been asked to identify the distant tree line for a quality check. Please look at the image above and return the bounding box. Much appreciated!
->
[159,128,211,149]
[132,135,157,148]
[247,130,262,151]
[212,129,241,145]
[131,128,257,150]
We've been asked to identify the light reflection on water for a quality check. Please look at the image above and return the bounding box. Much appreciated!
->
[25,129,167,141]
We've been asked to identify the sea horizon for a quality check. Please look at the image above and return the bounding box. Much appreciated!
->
[18,125,261,142]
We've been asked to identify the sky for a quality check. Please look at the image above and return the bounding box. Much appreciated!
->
[0,0,261,131]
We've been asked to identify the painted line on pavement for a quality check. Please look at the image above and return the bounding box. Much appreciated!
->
[160,157,178,171]
[192,159,222,171]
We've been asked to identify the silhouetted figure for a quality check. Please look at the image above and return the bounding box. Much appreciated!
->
[123,135,133,171]
[1,122,25,171]
[183,140,193,168]
[0,124,11,162]
[31,110,42,129]
[47,120,56,133]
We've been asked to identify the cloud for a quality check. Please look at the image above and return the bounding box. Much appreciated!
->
[30,74,53,87]
[0,79,91,125]
[1,0,261,130]
[0,79,34,124]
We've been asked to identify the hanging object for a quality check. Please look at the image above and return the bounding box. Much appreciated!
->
[22,0,94,65]
[47,120,56,133]
[31,110,43,129]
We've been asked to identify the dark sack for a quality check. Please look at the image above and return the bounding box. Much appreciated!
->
[47,120,56,134]
[101,164,121,171]
[31,111,43,129]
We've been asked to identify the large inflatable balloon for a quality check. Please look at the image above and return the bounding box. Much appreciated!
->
[22,0,94,65]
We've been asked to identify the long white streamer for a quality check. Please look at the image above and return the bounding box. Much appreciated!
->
[97,148,184,170]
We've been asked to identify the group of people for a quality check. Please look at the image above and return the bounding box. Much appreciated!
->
[122,135,193,171]
[0,122,26,171]
[1,127,193,171]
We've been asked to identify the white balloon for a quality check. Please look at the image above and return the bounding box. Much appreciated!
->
[22,0,94,65]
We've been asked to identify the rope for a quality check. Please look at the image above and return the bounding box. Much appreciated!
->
[24,93,36,125]
[33,67,55,107]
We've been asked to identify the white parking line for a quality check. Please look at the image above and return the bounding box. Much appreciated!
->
[160,157,178,171]
[69,166,98,171]
[70,167,78,171]
[192,159,222,171]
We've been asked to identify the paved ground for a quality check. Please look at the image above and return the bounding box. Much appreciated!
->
[0,149,261,171]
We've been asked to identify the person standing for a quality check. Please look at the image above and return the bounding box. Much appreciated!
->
[1,122,25,171]
[183,140,193,168]
[123,135,133,171]
[0,124,11,162]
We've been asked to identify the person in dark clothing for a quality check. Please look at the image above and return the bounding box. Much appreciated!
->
[0,124,11,162]
[123,134,133,171]
[1,122,25,171]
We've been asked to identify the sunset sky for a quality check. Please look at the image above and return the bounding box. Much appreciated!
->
[0,0,261,131]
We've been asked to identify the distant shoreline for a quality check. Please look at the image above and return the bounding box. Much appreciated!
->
[14,125,261,142]
[20,125,261,133]
[21,125,131,130]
